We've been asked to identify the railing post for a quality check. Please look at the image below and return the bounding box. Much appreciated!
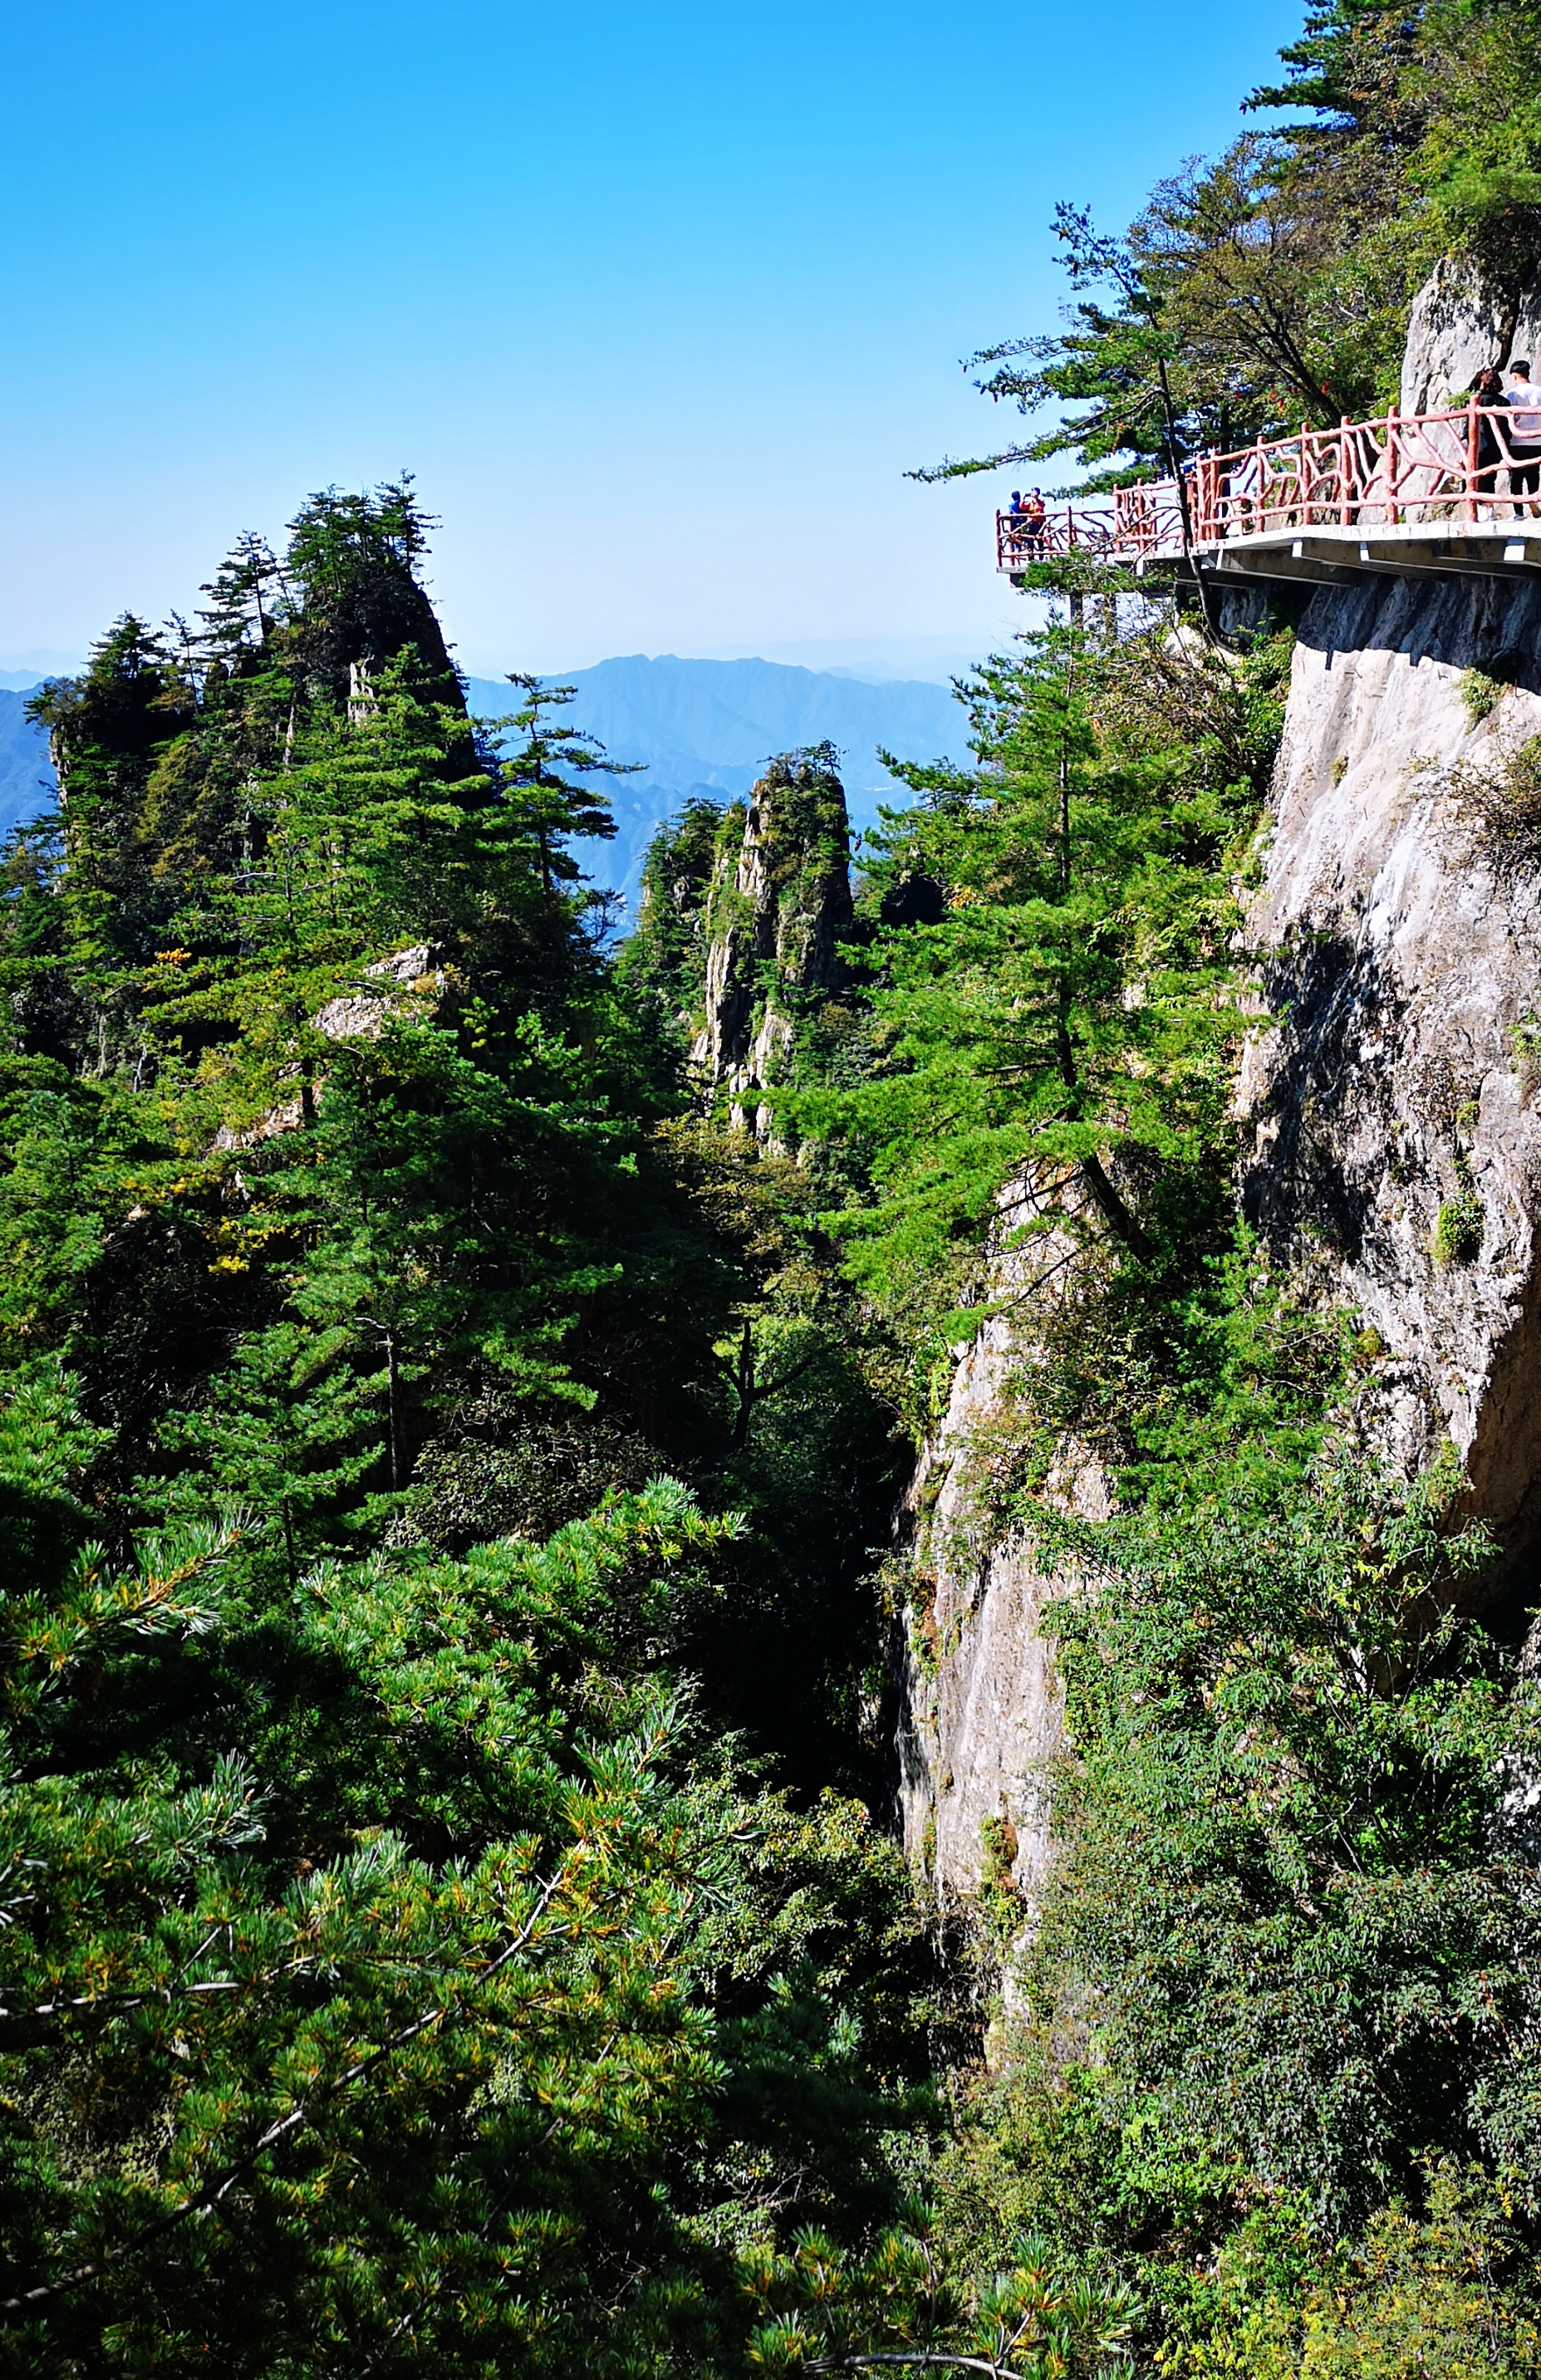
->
[1305,429,1318,526]
[1386,401,1400,525]
[1340,415,1353,526]
[1467,394,1480,523]
[1067,506,1077,549]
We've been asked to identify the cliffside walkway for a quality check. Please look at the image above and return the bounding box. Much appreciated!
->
[998,400,1541,590]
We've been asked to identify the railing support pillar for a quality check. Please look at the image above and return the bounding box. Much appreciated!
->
[1340,415,1352,526]
[1467,395,1480,523]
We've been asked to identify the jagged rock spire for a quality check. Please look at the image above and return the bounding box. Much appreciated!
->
[690,744,853,1139]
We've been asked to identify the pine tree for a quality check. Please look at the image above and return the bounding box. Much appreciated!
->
[483,674,628,900]
[795,613,1288,1376]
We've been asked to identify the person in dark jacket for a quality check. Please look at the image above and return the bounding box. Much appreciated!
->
[1473,364,1510,504]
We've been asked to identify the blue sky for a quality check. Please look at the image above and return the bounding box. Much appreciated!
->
[1,0,1305,679]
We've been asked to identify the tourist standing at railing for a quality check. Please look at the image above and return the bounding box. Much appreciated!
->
[1508,362,1541,512]
[1471,366,1510,506]
[1020,488,1048,552]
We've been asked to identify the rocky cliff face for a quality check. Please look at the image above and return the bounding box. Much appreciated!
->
[1401,258,1541,414]
[691,747,853,1135]
[899,390,1541,1911]
[1238,572,1541,1568]
[894,1179,1107,1901]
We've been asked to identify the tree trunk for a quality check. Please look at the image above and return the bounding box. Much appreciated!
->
[729,1318,754,1450]
[1077,1149,1156,1266]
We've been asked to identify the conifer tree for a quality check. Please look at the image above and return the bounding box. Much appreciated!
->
[484,673,629,902]
[795,613,1287,1371]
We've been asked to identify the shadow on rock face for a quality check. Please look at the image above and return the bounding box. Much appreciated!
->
[1295,573,1541,694]
[1243,925,1411,1269]
[1246,916,1541,1595]
[1235,559,1541,1597]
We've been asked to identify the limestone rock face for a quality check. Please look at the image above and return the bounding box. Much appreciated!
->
[899,562,1541,1907]
[895,1178,1104,1904]
[1238,572,1541,1553]
[211,945,449,1154]
[691,748,852,1136]
[1401,258,1541,414]
[313,945,444,1043]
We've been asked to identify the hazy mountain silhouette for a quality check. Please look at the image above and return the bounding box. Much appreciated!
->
[464,655,964,903]
[0,655,969,899]
[0,690,53,839]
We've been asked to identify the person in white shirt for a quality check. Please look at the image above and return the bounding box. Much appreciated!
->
[1507,360,1541,511]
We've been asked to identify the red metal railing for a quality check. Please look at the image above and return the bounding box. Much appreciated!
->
[997,486,1185,571]
[997,400,1541,572]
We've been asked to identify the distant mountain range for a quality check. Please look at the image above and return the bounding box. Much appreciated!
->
[464,655,965,900]
[0,654,971,903]
[0,688,52,839]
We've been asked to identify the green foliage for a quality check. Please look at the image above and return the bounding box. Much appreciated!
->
[1033,1442,1524,2231]
[793,613,1289,1414]
[1434,1189,1485,1264]
[153,1318,381,1587]
[1444,729,1541,866]
[1269,2162,1541,2377]
[645,1115,909,1797]
[976,1813,1025,1951]
[0,492,949,2368]
[1430,1128,1485,1268]
[27,616,196,982]
[930,2057,1322,2374]
[914,1392,1541,2361]
[1511,1008,1541,1104]
[0,1365,941,2372]
[620,793,727,1030]
[739,2214,1137,2376]
[478,670,627,904]
[21,47,1541,2323]
[2,1379,695,2365]
[745,6,1541,2355]
[1463,664,1509,725]
[1398,3,1541,286]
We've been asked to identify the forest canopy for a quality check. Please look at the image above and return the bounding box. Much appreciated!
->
[10,2,1541,2372]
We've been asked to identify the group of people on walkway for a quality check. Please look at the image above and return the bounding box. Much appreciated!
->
[1001,364,1541,557]
[1470,360,1541,507]
[1006,488,1048,554]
